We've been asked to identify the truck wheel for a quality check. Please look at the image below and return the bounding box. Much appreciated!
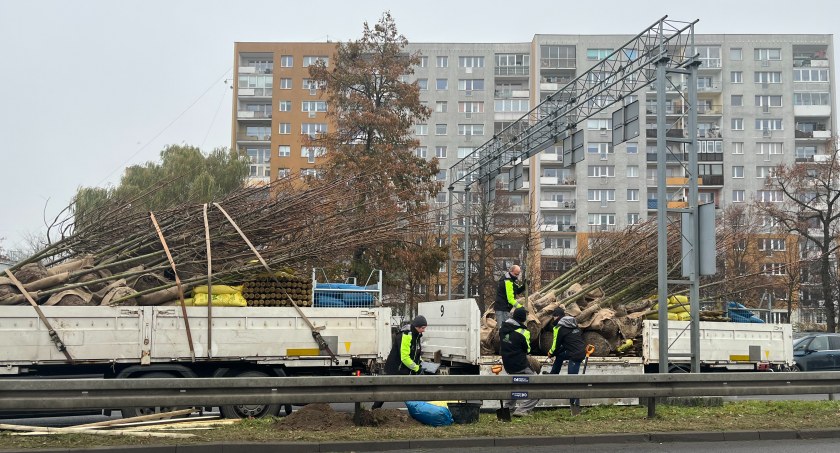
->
[220,370,283,419]
[120,372,192,419]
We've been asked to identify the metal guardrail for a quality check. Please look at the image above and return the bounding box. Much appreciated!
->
[1,373,839,412]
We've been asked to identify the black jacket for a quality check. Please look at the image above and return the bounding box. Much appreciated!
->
[549,316,586,361]
[384,324,422,375]
[499,318,531,373]
[493,272,526,312]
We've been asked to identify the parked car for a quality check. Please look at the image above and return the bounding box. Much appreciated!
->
[793,333,840,371]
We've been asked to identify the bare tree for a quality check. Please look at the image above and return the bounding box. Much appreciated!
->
[755,140,840,331]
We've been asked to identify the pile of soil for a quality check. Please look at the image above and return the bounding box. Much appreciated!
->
[277,403,353,430]
[276,404,421,430]
[356,408,421,427]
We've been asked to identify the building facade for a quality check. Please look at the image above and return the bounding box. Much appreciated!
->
[233,34,835,313]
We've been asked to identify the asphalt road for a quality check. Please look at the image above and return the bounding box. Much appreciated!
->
[408,438,840,452]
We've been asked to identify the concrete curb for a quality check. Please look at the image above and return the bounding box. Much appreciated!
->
[3,429,840,453]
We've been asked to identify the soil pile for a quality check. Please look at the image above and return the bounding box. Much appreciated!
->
[276,404,421,430]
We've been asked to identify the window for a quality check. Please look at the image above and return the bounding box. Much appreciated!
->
[458,79,485,91]
[415,146,427,158]
[435,78,448,90]
[697,140,723,153]
[627,213,640,225]
[436,101,448,113]
[626,165,639,177]
[732,190,745,202]
[587,213,616,225]
[278,123,291,134]
[300,168,320,180]
[459,101,484,113]
[495,53,530,75]
[755,119,783,131]
[762,263,786,276]
[730,71,743,83]
[587,165,615,177]
[756,166,778,179]
[278,145,290,157]
[794,68,830,82]
[246,148,271,178]
[435,124,447,135]
[757,190,783,202]
[732,142,743,154]
[415,124,428,135]
[730,48,742,60]
[794,92,831,106]
[418,56,428,67]
[301,123,327,135]
[458,56,484,68]
[302,56,329,67]
[544,237,572,250]
[279,78,292,89]
[435,146,447,158]
[458,124,484,136]
[417,78,428,90]
[586,48,614,60]
[436,170,446,181]
[301,146,325,163]
[697,46,721,68]
[302,101,327,112]
[754,48,782,61]
[278,168,290,179]
[586,119,612,130]
[756,95,783,107]
[796,146,817,160]
[436,56,448,68]
[731,118,744,130]
[587,189,615,202]
[280,55,293,67]
[302,78,326,90]
[626,142,638,154]
[627,189,639,201]
[278,100,292,111]
[732,166,744,178]
[731,95,743,106]
[587,142,612,154]
[494,99,529,112]
[238,74,273,96]
[758,142,783,155]
[540,45,576,68]
[754,72,782,83]
[457,147,475,158]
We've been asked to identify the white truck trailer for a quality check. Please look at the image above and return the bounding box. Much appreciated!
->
[0,304,393,418]
[418,298,795,375]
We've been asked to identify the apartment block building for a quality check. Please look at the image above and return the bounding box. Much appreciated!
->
[232,34,835,314]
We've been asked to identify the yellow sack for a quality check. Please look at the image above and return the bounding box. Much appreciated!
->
[192,285,243,295]
[192,292,247,307]
[182,297,194,306]
[428,401,458,407]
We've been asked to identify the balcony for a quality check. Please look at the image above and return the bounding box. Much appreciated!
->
[541,224,577,233]
[236,133,271,142]
[647,153,689,162]
[698,153,723,162]
[494,89,530,98]
[540,176,558,185]
[237,111,272,119]
[238,88,273,98]
[541,152,562,162]
[495,66,529,76]
[540,200,576,209]
[795,130,832,139]
[794,105,832,117]
[668,201,688,209]
[666,177,689,186]
[700,175,724,186]
[542,248,577,257]
[646,128,685,138]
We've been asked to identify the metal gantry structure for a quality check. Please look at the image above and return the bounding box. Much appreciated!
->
[446,16,705,372]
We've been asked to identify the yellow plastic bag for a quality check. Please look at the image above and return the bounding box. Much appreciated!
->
[192,285,243,295]
[192,292,247,307]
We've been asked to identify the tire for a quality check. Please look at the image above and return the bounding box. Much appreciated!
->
[120,372,192,419]
[219,370,284,419]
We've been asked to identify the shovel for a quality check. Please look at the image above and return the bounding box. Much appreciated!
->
[490,364,511,422]
[581,344,596,374]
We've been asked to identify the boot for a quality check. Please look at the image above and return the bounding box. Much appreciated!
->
[570,403,581,416]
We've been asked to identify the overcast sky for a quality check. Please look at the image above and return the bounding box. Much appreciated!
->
[1,0,837,250]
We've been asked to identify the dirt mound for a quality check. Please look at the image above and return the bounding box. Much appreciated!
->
[276,403,353,430]
[356,408,421,427]
[276,404,421,430]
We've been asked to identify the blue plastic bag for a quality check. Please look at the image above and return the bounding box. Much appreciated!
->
[404,401,454,427]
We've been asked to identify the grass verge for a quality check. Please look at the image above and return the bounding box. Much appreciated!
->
[3,400,840,450]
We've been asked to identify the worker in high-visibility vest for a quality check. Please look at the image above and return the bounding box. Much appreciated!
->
[499,307,539,417]
[494,265,526,328]
[372,315,427,410]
